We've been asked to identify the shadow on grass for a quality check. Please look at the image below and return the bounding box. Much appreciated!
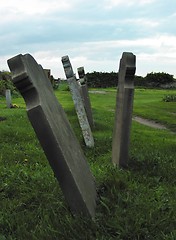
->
[128,156,176,184]
[0,117,7,121]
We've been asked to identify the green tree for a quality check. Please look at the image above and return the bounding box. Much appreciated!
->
[86,71,118,88]
[145,72,175,87]
[0,70,17,95]
[134,75,145,86]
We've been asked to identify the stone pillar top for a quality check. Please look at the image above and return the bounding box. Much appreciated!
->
[61,55,74,79]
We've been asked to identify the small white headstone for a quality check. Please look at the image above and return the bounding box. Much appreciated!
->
[5,89,12,108]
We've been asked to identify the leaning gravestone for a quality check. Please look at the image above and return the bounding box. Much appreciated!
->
[77,67,94,129]
[7,54,97,218]
[112,52,136,167]
[61,56,94,148]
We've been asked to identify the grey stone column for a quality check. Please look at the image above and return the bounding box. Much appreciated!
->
[5,89,12,108]
[62,56,94,148]
[8,54,97,218]
[112,52,136,167]
[77,67,94,129]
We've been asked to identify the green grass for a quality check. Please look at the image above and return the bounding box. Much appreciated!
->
[0,86,176,240]
[133,89,176,131]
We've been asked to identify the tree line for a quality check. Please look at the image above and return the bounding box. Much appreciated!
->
[86,71,176,88]
[1,70,176,95]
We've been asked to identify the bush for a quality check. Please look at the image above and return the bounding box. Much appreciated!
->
[145,72,175,87]
[134,75,146,86]
[162,94,176,102]
[86,71,176,88]
[0,79,18,96]
[0,71,19,96]
[86,71,118,88]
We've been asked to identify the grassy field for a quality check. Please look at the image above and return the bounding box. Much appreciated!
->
[0,85,176,240]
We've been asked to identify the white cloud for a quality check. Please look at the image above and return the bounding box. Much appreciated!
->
[1,0,176,79]
[104,0,156,8]
[124,18,159,28]
[0,0,71,23]
[31,34,176,78]
[139,0,155,5]
[2,33,176,78]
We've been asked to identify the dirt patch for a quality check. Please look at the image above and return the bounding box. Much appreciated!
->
[133,116,167,130]
[89,90,107,94]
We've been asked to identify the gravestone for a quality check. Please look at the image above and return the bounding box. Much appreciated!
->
[5,89,12,108]
[44,69,51,79]
[112,52,136,167]
[44,69,55,87]
[77,67,94,129]
[7,54,97,218]
[61,56,94,148]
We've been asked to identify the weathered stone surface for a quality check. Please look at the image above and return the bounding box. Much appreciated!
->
[8,54,97,218]
[61,56,94,148]
[5,89,12,108]
[77,67,94,129]
[77,66,86,85]
[112,52,136,167]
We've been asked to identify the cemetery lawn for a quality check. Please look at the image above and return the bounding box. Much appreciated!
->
[0,86,176,240]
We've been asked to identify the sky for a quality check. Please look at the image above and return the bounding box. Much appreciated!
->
[1,0,176,79]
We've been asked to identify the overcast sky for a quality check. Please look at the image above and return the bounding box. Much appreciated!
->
[1,0,176,78]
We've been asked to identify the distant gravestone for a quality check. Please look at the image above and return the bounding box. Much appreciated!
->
[61,56,94,148]
[77,67,94,129]
[5,89,12,108]
[44,69,55,86]
[112,52,136,167]
[7,54,97,218]
[44,69,51,79]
